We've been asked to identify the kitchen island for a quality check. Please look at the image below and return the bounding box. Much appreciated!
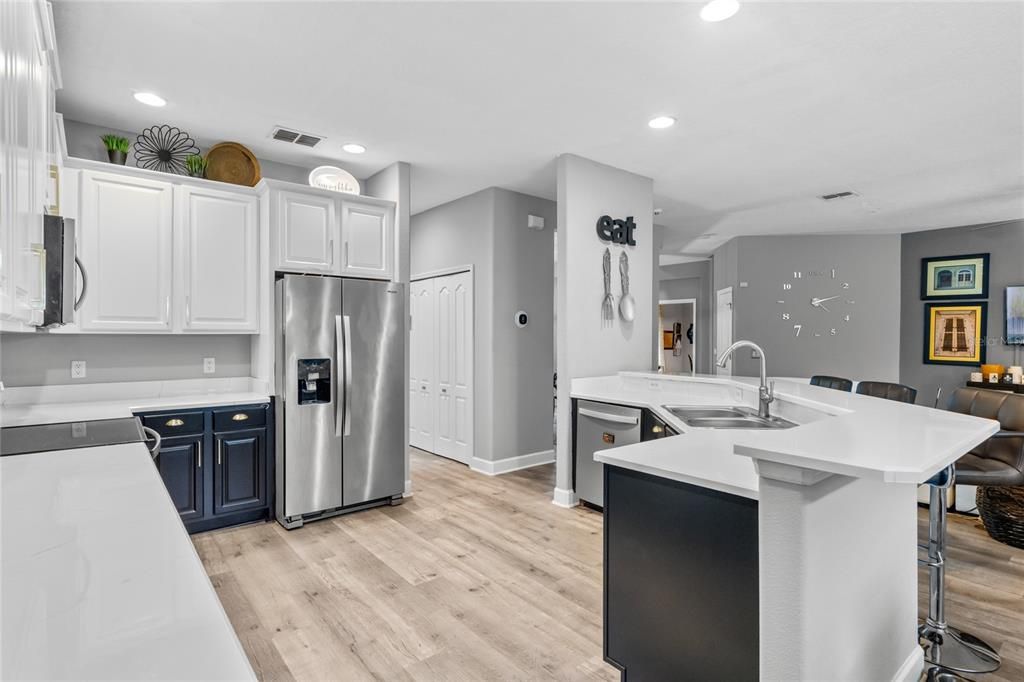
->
[572,372,999,682]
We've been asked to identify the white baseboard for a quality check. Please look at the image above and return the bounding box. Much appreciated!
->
[891,644,923,682]
[403,479,413,497]
[469,449,554,476]
[552,486,578,508]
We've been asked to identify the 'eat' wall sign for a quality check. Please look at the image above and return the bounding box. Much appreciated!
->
[596,215,637,246]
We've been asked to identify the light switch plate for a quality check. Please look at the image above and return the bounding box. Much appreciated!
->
[203,357,216,374]
[71,360,86,379]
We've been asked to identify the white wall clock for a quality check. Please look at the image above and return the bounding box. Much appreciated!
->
[777,268,854,338]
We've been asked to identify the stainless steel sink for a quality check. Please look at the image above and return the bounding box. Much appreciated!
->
[662,405,797,430]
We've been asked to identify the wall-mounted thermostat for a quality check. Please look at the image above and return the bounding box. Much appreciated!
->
[514,311,529,328]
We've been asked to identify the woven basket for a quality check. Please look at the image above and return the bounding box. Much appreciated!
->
[977,486,1024,550]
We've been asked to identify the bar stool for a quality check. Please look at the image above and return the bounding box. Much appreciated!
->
[856,380,918,404]
[918,464,1001,674]
[809,375,853,392]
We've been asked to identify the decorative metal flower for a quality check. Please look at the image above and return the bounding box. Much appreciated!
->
[134,125,199,174]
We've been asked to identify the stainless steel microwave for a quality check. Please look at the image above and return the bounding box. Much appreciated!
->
[40,214,85,327]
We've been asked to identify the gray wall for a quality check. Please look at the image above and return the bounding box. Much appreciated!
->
[0,333,252,386]
[410,187,556,464]
[712,234,902,380]
[63,119,312,185]
[659,260,713,374]
[900,220,1024,405]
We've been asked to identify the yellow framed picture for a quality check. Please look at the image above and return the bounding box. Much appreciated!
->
[924,303,987,366]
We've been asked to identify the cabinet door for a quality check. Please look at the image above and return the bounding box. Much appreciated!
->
[409,278,435,451]
[78,170,174,331]
[178,186,259,332]
[340,199,393,279]
[432,271,474,464]
[275,190,338,273]
[213,428,267,515]
[156,434,204,522]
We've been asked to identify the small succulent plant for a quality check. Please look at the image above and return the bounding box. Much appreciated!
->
[101,134,130,153]
[185,154,208,177]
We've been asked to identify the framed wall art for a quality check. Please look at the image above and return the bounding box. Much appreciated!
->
[1007,285,1024,345]
[920,253,989,300]
[923,302,987,366]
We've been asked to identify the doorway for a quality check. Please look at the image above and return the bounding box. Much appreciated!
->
[715,287,733,376]
[657,298,696,374]
[409,268,474,464]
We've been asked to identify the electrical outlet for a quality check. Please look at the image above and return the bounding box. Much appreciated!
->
[71,360,87,379]
[203,357,216,374]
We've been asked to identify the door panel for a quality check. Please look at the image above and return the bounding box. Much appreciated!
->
[278,275,344,518]
[277,191,337,273]
[341,279,405,505]
[431,271,473,464]
[409,279,435,450]
[214,429,266,514]
[156,434,204,521]
[179,187,259,331]
[79,171,173,331]
[340,199,393,279]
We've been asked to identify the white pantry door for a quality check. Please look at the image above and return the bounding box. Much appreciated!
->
[409,278,436,451]
[409,270,474,464]
[715,287,733,376]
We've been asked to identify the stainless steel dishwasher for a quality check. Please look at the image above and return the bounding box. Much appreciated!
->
[575,400,642,508]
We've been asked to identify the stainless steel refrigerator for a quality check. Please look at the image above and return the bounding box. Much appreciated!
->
[275,274,405,529]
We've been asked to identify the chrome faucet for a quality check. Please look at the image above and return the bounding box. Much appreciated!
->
[716,340,775,419]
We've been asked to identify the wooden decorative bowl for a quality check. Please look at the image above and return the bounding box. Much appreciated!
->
[205,142,261,187]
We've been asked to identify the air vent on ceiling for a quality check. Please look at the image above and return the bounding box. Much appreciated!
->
[819,190,859,201]
[270,126,323,148]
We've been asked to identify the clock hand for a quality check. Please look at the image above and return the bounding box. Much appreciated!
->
[815,295,841,304]
[818,303,831,312]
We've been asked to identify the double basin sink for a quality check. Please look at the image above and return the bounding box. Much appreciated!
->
[663,405,797,430]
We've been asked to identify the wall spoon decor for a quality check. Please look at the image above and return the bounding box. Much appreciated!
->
[134,125,199,174]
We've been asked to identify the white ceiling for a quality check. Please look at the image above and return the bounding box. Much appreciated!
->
[54,1,1024,254]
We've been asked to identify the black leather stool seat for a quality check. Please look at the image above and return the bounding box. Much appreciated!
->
[809,375,853,392]
[856,380,918,404]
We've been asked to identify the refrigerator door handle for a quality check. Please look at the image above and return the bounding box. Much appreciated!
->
[335,314,344,437]
[342,314,353,436]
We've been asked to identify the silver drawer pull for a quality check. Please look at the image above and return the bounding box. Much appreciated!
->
[165,418,185,427]
[231,413,249,421]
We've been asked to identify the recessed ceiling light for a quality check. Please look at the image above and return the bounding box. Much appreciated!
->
[133,91,166,107]
[700,0,741,23]
[648,116,676,129]
[341,143,366,154]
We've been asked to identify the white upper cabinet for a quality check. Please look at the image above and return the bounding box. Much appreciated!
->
[177,186,258,332]
[339,198,394,280]
[78,170,174,332]
[275,190,338,273]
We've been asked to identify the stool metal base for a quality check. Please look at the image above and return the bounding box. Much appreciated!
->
[924,665,972,682]
[919,622,1000,674]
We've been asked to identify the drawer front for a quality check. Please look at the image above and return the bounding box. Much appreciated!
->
[213,405,268,432]
[142,411,205,437]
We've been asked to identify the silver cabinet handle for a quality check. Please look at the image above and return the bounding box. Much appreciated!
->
[196,442,202,469]
[217,439,222,466]
[328,239,334,266]
[335,315,344,437]
[577,407,639,425]
[185,295,191,323]
[74,256,88,311]
[342,241,349,269]
[141,425,161,459]
[165,296,170,324]
[343,314,352,436]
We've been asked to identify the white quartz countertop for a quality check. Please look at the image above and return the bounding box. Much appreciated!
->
[0,442,255,680]
[578,372,999,488]
[1,378,270,428]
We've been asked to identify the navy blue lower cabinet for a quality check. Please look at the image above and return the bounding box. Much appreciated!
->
[157,433,204,522]
[603,464,759,681]
[137,401,273,533]
[214,428,267,515]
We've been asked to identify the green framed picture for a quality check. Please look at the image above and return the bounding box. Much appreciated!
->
[920,253,989,300]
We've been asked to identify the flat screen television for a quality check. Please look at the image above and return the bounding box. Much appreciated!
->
[1007,285,1024,345]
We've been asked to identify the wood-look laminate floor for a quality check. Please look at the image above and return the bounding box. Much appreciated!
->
[195,449,1024,681]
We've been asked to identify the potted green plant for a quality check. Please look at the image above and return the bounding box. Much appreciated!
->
[185,154,208,179]
[101,134,130,165]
